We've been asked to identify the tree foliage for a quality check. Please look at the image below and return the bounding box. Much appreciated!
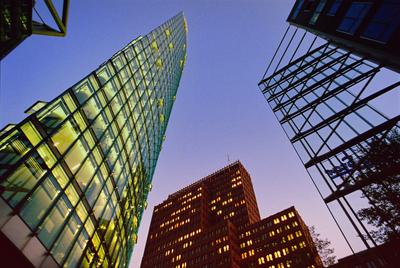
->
[357,130,400,243]
[309,226,336,267]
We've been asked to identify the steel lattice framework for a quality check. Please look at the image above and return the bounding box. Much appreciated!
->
[259,26,400,252]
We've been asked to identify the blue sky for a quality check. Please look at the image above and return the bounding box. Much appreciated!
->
[0,0,360,266]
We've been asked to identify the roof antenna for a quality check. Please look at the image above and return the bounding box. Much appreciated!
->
[227,153,231,165]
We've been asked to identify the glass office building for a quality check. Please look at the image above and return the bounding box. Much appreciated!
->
[0,12,187,268]
[259,0,399,262]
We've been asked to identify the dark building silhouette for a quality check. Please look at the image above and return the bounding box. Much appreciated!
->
[141,161,322,268]
[259,0,400,266]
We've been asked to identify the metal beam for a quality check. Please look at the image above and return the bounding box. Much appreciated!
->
[304,115,400,168]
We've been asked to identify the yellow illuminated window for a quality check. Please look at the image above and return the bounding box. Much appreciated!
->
[287,234,294,241]
[258,257,265,264]
[274,218,280,224]
[292,221,298,227]
[288,212,295,218]
[291,245,298,251]
[266,254,273,261]
[299,241,306,248]
[274,251,281,258]
[269,231,275,237]
[241,252,247,259]
[277,263,285,268]
[295,231,302,237]
[249,249,254,256]
[282,248,289,255]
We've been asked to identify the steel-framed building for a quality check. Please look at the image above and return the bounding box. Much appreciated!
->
[0,0,70,59]
[258,0,400,263]
[0,13,187,267]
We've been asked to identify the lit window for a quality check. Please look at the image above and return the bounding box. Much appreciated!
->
[288,212,295,218]
[274,218,280,224]
[287,234,294,241]
[277,263,285,268]
[282,248,289,255]
[241,252,248,259]
[295,231,303,237]
[274,251,281,258]
[337,2,372,34]
[266,254,273,261]
[249,249,255,256]
[269,231,275,237]
[258,257,265,264]
[299,241,306,248]
[291,245,298,251]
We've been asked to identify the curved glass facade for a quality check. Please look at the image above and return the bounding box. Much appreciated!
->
[0,13,187,268]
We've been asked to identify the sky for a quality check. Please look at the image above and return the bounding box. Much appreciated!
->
[0,0,360,266]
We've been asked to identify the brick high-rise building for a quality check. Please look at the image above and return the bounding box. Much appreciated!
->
[141,161,322,268]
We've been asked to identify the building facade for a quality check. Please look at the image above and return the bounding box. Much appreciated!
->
[0,13,187,268]
[141,161,322,268]
[258,0,399,261]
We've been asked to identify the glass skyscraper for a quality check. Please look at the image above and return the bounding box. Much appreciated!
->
[0,12,187,268]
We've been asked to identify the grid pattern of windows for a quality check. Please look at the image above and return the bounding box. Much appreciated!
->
[0,13,187,268]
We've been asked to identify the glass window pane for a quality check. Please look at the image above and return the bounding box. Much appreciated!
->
[20,174,60,228]
[64,138,89,174]
[38,196,72,248]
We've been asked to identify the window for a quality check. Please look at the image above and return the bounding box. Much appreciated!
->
[287,234,294,241]
[337,2,372,34]
[283,248,290,255]
[362,0,400,43]
[291,0,305,19]
[249,249,255,256]
[327,0,343,16]
[310,0,327,24]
